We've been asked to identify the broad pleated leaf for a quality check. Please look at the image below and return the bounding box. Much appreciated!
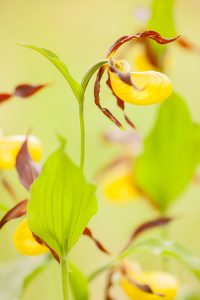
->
[69,262,89,300]
[28,145,98,257]
[120,239,200,281]
[134,93,200,211]
[21,44,83,102]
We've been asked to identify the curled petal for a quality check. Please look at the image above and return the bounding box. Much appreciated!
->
[0,199,28,230]
[106,77,136,128]
[94,65,124,129]
[13,220,48,256]
[83,227,110,255]
[121,217,173,252]
[108,30,179,58]
[109,61,172,105]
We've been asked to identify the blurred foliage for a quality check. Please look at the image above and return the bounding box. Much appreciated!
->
[134,93,200,212]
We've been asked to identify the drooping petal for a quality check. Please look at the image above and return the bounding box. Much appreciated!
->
[16,139,42,190]
[106,77,136,128]
[94,65,124,129]
[0,200,28,230]
[109,61,172,105]
[13,220,48,256]
[83,227,110,255]
[121,217,173,253]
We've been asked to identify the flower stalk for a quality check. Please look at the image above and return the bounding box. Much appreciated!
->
[61,257,70,300]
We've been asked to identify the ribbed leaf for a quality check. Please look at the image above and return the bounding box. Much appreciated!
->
[21,44,83,102]
[120,239,200,280]
[28,145,98,257]
[134,93,200,211]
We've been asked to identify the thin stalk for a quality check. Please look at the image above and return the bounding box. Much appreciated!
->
[61,257,70,300]
[88,261,116,282]
[79,102,85,170]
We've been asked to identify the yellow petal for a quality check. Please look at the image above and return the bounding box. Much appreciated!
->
[109,60,172,105]
[121,271,179,300]
[102,169,139,203]
[0,135,42,170]
[134,53,159,72]
[13,220,48,256]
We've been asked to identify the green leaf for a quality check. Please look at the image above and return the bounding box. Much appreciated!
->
[28,144,98,258]
[134,93,200,211]
[148,0,176,37]
[69,262,89,300]
[120,239,200,281]
[20,44,83,102]
[0,256,49,300]
[147,0,176,59]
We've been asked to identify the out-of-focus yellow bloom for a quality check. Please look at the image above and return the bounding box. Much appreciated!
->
[121,270,179,300]
[0,135,42,170]
[13,220,48,256]
[134,53,159,72]
[109,60,172,105]
[102,168,139,203]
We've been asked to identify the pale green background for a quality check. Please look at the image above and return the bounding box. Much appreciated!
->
[0,0,200,299]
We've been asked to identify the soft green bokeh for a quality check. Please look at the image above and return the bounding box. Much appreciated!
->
[0,0,200,299]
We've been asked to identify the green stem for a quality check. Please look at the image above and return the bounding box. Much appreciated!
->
[79,102,85,170]
[61,257,70,300]
[81,59,108,92]
[88,261,116,282]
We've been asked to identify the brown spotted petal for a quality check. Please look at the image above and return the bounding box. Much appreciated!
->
[83,227,110,255]
[121,216,173,252]
[107,30,179,58]
[16,140,41,191]
[94,65,124,129]
[0,199,28,230]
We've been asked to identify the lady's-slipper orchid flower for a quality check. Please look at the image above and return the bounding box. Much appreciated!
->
[101,167,139,203]
[0,135,42,170]
[121,271,179,300]
[0,140,109,257]
[97,128,142,203]
[121,263,179,300]
[94,31,178,129]
[13,220,48,256]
